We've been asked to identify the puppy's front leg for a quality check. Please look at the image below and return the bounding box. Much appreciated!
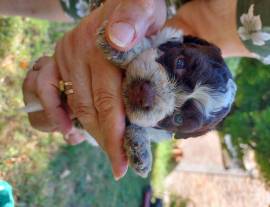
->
[96,24,151,68]
[124,124,152,177]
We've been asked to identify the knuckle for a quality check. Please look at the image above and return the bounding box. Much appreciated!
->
[94,89,115,115]
[23,69,39,92]
[35,56,51,67]
[36,78,47,98]
[28,113,55,132]
[73,103,96,123]
[22,75,33,92]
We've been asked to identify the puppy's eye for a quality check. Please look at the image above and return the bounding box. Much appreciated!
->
[173,113,183,126]
[175,56,185,70]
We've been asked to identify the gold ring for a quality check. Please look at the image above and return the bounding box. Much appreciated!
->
[59,80,74,95]
[65,89,75,95]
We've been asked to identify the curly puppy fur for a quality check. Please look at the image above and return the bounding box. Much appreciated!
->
[124,124,152,177]
[97,26,236,177]
[22,26,236,178]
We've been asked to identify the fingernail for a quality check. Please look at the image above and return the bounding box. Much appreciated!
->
[108,22,135,48]
[113,164,128,181]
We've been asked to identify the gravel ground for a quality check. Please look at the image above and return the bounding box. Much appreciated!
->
[163,131,270,207]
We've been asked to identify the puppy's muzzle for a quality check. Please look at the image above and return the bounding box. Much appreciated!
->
[127,80,155,110]
[123,49,177,127]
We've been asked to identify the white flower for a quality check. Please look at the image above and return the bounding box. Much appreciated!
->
[61,0,70,8]
[76,0,90,17]
[262,55,270,65]
[238,4,270,46]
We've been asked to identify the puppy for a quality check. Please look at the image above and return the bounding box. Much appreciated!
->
[97,26,237,177]
[23,27,237,178]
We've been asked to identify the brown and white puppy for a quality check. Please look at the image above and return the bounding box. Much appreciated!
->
[98,27,237,177]
[23,27,237,178]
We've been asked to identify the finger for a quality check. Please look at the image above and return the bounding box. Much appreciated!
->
[35,57,73,135]
[63,65,99,139]
[54,37,100,137]
[22,56,52,99]
[28,111,58,132]
[105,0,166,51]
[91,51,128,180]
[23,59,55,132]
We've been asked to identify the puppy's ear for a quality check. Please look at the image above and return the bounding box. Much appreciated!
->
[174,109,205,139]
[183,35,221,54]
[174,106,232,139]
[175,127,212,139]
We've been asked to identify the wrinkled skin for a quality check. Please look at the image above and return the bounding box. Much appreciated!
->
[23,0,166,180]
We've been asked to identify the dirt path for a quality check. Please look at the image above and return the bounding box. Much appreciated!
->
[164,131,270,207]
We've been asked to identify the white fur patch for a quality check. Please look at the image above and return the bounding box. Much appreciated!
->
[151,27,183,48]
[176,79,237,117]
[124,49,176,127]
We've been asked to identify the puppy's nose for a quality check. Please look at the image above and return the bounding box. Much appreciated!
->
[128,81,155,110]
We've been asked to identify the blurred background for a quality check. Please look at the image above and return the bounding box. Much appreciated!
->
[0,16,269,207]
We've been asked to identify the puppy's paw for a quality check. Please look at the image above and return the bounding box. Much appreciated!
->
[124,124,152,177]
[96,24,151,68]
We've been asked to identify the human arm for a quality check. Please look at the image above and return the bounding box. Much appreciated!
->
[165,0,254,58]
[0,0,72,22]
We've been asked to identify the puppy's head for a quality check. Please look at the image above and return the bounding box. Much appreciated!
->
[124,35,237,138]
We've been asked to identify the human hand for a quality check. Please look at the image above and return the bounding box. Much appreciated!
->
[166,0,252,57]
[23,0,167,180]
[22,56,86,145]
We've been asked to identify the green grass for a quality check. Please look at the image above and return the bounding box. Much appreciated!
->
[168,195,189,207]
[151,141,174,197]
[0,16,149,206]
[13,143,148,207]
[151,140,188,207]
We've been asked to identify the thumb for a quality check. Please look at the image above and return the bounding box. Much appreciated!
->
[105,0,166,51]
